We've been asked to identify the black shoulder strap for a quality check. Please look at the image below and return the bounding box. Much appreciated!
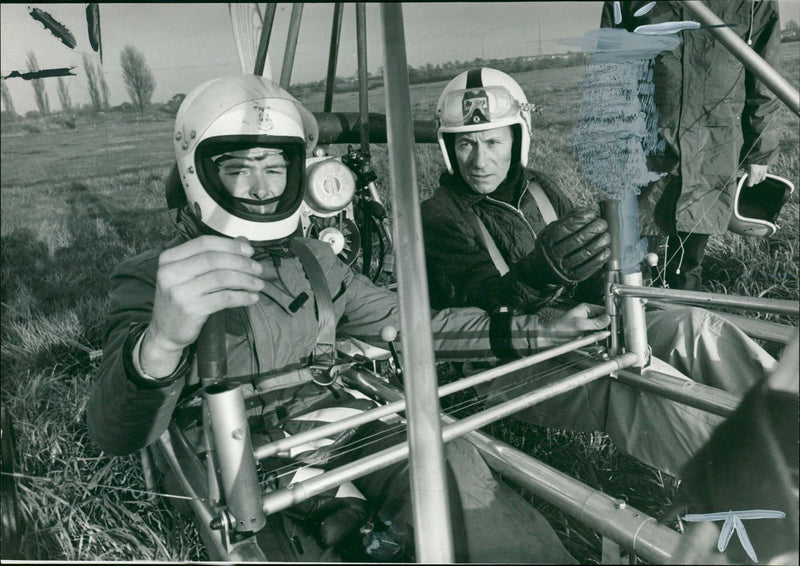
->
[291,240,336,367]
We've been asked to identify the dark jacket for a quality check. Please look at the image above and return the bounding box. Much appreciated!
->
[87,234,554,456]
[601,0,782,235]
[421,168,582,314]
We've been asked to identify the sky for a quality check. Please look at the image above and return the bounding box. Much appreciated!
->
[1,2,799,115]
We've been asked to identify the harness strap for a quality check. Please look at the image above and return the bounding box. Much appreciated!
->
[527,181,558,225]
[464,179,559,276]
[463,209,511,276]
[291,239,337,369]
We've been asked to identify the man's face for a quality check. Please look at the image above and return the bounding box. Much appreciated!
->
[453,126,514,195]
[215,148,288,214]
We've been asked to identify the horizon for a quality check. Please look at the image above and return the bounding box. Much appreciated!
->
[1,2,799,115]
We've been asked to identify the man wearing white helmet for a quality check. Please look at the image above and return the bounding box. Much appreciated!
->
[87,75,587,562]
[422,67,776,477]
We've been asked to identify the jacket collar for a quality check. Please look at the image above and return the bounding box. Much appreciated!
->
[438,163,528,210]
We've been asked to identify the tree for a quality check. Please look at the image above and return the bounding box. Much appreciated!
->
[82,54,103,111]
[57,77,72,112]
[25,52,50,116]
[100,73,110,111]
[120,45,156,113]
[1,79,16,119]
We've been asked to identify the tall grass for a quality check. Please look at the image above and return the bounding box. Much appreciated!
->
[1,46,797,562]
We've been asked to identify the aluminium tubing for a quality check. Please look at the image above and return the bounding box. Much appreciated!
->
[345,356,678,562]
[206,382,266,533]
[462,428,681,563]
[612,284,799,316]
[252,331,610,460]
[356,3,370,153]
[615,368,740,417]
[323,3,344,112]
[619,272,649,368]
[260,352,638,515]
[380,3,453,560]
[158,427,229,560]
[253,3,277,77]
[680,1,800,116]
[279,3,304,90]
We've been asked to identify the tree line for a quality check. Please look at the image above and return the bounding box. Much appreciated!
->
[1,44,156,120]
[289,51,591,99]
[2,48,590,122]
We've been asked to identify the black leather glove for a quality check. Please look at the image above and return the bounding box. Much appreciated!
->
[517,207,611,286]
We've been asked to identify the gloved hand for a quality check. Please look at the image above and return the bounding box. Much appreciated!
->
[286,488,368,548]
[517,207,611,286]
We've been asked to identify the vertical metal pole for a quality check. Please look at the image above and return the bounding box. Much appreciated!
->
[253,3,277,76]
[601,200,622,355]
[379,4,454,562]
[619,271,649,367]
[279,3,304,90]
[324,3,345,112]
[197,312,227,507]
[356,3,370,153]
[680,1,799,116]
[206,383,267,534]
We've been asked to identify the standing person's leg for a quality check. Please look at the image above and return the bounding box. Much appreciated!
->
[665,232,709,291]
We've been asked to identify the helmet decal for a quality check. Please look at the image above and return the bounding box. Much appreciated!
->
[253,105,274,132]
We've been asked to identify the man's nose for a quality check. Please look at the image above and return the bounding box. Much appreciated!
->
[471,143,488,168]
[249,174,274,200]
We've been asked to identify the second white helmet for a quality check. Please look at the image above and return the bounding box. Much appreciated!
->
[435,67,533,174]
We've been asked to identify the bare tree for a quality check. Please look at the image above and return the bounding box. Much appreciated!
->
[100,72,110,111]
[25,52,50,116]
[120,45,156,113]
[57,77,72,112]
[1,79,16,119]
[82,53,103,111]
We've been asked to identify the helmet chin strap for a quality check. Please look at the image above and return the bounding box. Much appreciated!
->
[236,194,283,206]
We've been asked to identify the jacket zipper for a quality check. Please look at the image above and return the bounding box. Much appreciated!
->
[483,179,539,241]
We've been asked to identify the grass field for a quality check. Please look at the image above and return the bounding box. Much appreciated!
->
[1,45,798,561]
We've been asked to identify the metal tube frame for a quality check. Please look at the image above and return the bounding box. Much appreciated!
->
[259,353,639,515]
[253,331,609,460]
[206,383,266,534]
[279,3,304,90]
[380,3,453,560]
[613,284,799,316]
[344,360,681,563]
[323,3,344,113]
[253,3,277,77]
[619,272,650,368]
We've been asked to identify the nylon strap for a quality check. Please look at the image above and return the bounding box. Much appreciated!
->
[463,208,511,276]
[527,181,558,225]
[291,240,336,368]
[465,180,558,276]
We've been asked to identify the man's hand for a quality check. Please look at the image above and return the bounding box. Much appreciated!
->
[140,235,265,377]
[540,303,611,347]
[517,207,611,286]
[745,164,768,187]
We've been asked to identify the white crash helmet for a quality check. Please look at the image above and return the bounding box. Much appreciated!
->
[435,67,533,174]
[174,75,319,241]
[729,173,794,238]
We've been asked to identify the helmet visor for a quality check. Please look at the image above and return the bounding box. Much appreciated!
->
[195,136,305,223]
[438,85,525,127]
